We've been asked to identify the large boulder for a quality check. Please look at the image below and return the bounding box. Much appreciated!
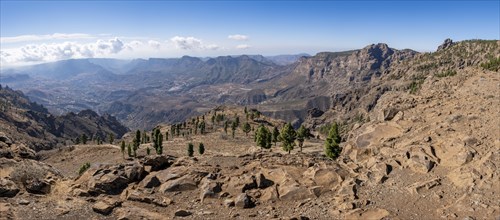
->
[199,178,222,201]
[25,178,51,194]
[278,179,314,200]
[92,199,121,215]
[159,175,199,192]
[235,193,255,209]
[141,155,174,171]
[0,178,20,197]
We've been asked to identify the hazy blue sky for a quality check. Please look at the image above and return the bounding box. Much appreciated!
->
[1,1,498,66]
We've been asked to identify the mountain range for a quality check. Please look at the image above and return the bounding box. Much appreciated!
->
[1,40,498,131]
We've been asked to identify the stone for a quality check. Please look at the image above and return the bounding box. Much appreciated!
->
[174,209,192,217]
[345,208,390,220]
[160,175,198,192]
[199,179,222,201]
[92,200,121,215]
[235,193,255,209]
[18,199,30,205]
[124,162,145,182]
[307,108,324,118]
[407,178,441,195]
[408,155,434,173]
[12,144,36,160]
[88,170,129,195]
[139,174,161,188]
[278,179,314,200]
[0,178,20,197]
[142,155,173,171]
[25,178,51,194]
[261,186,279,202]
[224,199,235,207]
[0,132,13,146]
[256,173,274,189]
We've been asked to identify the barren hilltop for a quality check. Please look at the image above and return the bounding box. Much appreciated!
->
[1,39,499,220]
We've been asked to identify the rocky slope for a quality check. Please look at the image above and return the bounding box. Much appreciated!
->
[0,86,129,151]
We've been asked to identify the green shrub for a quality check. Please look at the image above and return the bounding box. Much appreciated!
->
[435,70,457,78]
[78,162,91,175]
[481,57,500,72]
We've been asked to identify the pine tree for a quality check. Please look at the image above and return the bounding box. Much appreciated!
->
[199,121,206,134]
[108,133,114,144]
[224,120,229,134]
[255,125,271,149]
[324,122,342,159]
[272,126,279,146]
[242,122,251,136]
[296,125,308,152]
[244,106,248,114]
[198,142,205,155]
[235,116,240,127]
[146,147,151,155]
[156,133,163,155]
[120,141,126,158]
[165,132,169,141]
[187,143,194,157]
[133,130,141,150]
[279,123,296,154]
[231,121,237,138]
[75,137,80,145]
[127,143,132,158]
[81,134,88,145]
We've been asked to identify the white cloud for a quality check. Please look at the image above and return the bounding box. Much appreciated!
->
[170,36,219,50]
[0,33,96,44]
[236,44,251,49]
[126,40,144,50]
[228,34,249,41]
[1,37,130,65]
[148,40,161,49]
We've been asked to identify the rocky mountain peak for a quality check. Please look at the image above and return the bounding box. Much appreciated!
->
[437,38,454,51]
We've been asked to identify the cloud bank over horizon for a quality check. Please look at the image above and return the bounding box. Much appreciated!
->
[0,33,255,66]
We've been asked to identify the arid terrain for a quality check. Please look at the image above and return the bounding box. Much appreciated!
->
[0,39,499,220]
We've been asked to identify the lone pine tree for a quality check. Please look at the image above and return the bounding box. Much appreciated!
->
[187,143,194,157]
[324,122,342,159]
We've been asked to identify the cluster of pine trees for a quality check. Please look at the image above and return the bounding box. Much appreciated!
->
[74,107,342,160]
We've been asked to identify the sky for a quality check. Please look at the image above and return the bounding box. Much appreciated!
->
[0,0,499,66]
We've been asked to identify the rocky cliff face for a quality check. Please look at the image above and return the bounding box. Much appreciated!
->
[0,86,129,151]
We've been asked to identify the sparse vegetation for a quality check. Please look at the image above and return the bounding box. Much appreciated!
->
[78,162,91,175]
[435,70,457,78]
[480,57,500,72]
[408,76,425,94]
